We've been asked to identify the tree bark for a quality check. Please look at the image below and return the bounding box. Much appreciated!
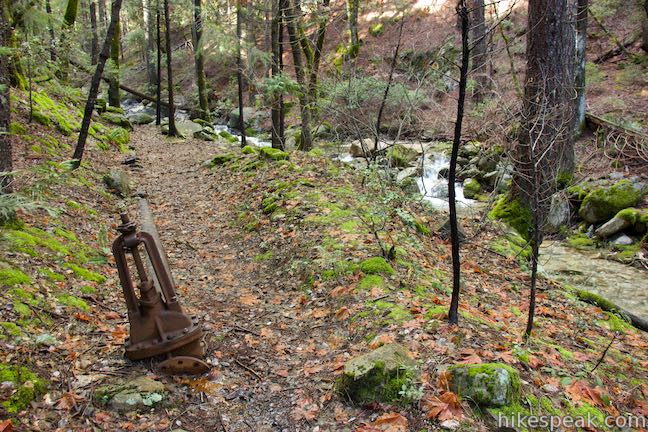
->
[72,0,124,165]
[90,1,99,65]
[46,0,56,61]
[574,0,587,136]
[642,0,648,52]
[98,0,107,29]
[108,20,121,107]
[236,0,246,145]
[270,0,284,149]
[470,0,488,103]
[346,0,359,58]
[448,1,470,326]
[143,0,156,87]
[513,0,575,217]
[63,0,80,27]
[193,0,210,121]
[156,0,162,124]
[283,0,312,150]
[163,0,177,136]
[1,0,13,193]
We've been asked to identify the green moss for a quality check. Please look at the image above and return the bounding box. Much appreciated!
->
[0,322,22,337]
[358,274,384,290]
[208,153,237,166]
[373,300,412,323]
[259,147,290,161]
[9,121,26,135]
[423,306,448,320]
[340,220,359,232]
[56,294,90,311]
[307,148,325,157]
[449,363,521,407]
[63,263,106,283]
[488,403,531,432]
[615,207,648,225]
[489,195,532,239]
[219,130,239,143]
[386,145,418,168]
[579,180,644,222]
[369,23,385,37]
[80,285,96,295]
[567,233,597,250]
[241,145,258,154]
[13,302,31,317]
[360,257,395,275]
[0,364,46,414]
[414,219,430,236]
[322,260,359,280]
[567,401,609,431]
[0,267,31,286]
[491,231,531,265]
[253,251,273,261]
[576,290,620,313]
[106,127,130,151]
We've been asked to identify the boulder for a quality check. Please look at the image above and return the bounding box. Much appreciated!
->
[337,344,416,404]
[615,208,648,234]
[449,363,520,407]
[103,170,130,197]
[396,167,420,183]
[545,192,571,233]
[477,154,498,173]
[578,180,644,224]
[106,105,125,115]
[387,144,418,168]
[349,139,372,157]
[611,233,633,246]
[595,216,631,239]
[482,171,499,189]
[259,147,289,161]
[129,112,155,125]
[96,376,165,413]
[438,219,466,243]
[438,167,449,179]
[228,107,257,129]
[175,121,203,138]
[193,128,219,141]
[463,178,480,200]
[100,112,133,131]
[457,165,480,182]
[460,142,480,158]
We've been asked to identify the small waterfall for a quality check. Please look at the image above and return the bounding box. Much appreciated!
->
[417,155,473,209]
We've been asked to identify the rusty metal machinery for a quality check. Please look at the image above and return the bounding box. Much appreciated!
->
[112,213,209,375]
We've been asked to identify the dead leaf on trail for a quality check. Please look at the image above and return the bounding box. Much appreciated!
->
[311,308,329,319]
[336,306,351,320]
[292,397,319,422]
[0,420,13,432]
[239,294,260,306]
[369,333,395,349]
[74,312,92,322]
[330,285,352,297]
[56,392,83,410]
[422,392,462,421]
[458,353,482,365]
[303,363,323,376]
[357,412,409,432]
[565,381,606,407]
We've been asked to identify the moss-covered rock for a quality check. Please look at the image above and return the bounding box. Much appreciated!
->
[241,145,258,155]
[106,105,125,114]
[100,112,133,131]
[0,364,47,414]
[578,180,644,224]
[449,363,521,407]
[193,128,219,141]
[489,195,532,239]
[219,130,239,143]
[463,178,481,199]
[357,274,385,290]
[96,376,166,413]
[208,153,237,166]
[259,147,290,161]
[386,144,418,168]
[103,170,131,197]
[129,112,155,125]
[106,127,130,149]
[360,257,395,275]
[337,344,417,405]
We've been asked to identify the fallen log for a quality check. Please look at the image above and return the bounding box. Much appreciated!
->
[585,112,648,140]
[594,34,640,64]
[576,289,648,333]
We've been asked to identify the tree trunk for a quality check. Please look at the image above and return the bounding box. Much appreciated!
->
[574,0,587,136]
[283,0,312,150]
[46,0,56,61]
[346,0,359,58]
[63,0,80,27]
[108,20,121,107]
[236,0,246,145]
[156,0,162,125]
[641,0,648,52]
[163,0,177,136]
[470,0,488,103]
[270,0,283,149]
[59,0,80,78]
[307,0,330,111]
[98,0,107,29]
[448,1,470,326]
[1,0,13,194]
[90,1,99,65]
[143,0,156,87]
[193,0,210,121]
[72,0,124,165]
[513,0,575,217]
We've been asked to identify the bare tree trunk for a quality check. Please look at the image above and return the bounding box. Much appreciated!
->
[374,17,404,152]
[72,0,125,165]
[574,0,587,136]
[98,0,107,29]
[346,0,359,58]
[156,0,162,125]
[163,0,177,136]
[283,0,312,150]
[641,0,647,53]
[470,0,488,103]
[448,1,470,326]
[108,20,121,107]
[271,0,284,149]
[90,1,99,65]
[143,0,156,87]
[513,0,575,208]
[1,0,13,194]
[46,0,56,61]
[236,0,246,145]
[193,0,210,121]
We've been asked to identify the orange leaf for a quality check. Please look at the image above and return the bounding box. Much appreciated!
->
[0,420,13,432]
[336,307,351,320]
[364,412,409,432]
[74,312,92,322]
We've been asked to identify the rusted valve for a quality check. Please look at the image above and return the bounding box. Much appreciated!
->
[112,213,209,375]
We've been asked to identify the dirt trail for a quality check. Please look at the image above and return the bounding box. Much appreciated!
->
[130,126,344,432]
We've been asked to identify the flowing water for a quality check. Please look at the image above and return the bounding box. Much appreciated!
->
[417,154,475,210]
